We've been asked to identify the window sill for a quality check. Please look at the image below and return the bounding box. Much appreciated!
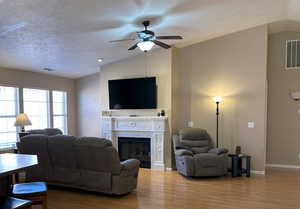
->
[0,145,17,153]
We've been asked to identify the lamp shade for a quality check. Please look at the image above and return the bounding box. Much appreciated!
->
[137,41,154,52]
[213,96,222,103]
[14,113,32,127]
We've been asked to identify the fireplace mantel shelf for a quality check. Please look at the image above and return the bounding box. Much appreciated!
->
[101,116,168,170]
[102,116,167,120]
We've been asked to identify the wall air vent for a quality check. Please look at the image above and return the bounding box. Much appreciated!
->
[286,40,300,70]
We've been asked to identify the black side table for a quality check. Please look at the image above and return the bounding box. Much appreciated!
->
[228,154,251,177]
[18,132,30,139]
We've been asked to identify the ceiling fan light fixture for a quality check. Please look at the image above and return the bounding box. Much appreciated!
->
[137,41,154,52]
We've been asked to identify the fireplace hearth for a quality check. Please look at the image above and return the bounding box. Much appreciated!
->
[118,137,151,168]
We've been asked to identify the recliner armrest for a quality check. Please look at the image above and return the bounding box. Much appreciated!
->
[175,149,193,156]
[208,148,228,155]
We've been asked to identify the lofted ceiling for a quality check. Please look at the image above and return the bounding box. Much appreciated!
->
[0,0,298,78]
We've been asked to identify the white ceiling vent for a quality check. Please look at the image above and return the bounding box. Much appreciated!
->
[286,40,300,70]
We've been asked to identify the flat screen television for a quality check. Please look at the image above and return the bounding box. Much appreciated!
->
[108,77,157,109]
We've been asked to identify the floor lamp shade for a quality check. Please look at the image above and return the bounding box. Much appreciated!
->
[14,113,32,132]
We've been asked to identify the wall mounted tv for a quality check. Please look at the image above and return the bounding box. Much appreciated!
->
[108,77,157,109]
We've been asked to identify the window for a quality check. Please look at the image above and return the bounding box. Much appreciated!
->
[0,87,68,149]
[52,91,68,134]
[286,40,300,69]
[23,88,50,130]
[0,86,19,148]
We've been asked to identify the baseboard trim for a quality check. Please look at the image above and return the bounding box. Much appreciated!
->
[251,170,265,175]
[266,164,300,169]
[165,167,173,171]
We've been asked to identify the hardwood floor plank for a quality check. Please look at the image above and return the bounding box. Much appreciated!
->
[46,168,300,209]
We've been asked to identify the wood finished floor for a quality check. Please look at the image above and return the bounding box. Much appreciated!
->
[46,168,300,209]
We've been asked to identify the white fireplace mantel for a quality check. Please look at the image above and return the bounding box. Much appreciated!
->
[101,116,168,170]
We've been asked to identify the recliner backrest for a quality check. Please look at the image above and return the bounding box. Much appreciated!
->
[74,137,121,174]
[178,128,214,154]
[17,135,52,181]
[47,135,79,184]
[27,128,63,136]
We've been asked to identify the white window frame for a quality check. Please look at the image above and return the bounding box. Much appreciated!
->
[0,85,69,150]
[51,91,68,134]
[23,88,51,130]
[0,86,20,149]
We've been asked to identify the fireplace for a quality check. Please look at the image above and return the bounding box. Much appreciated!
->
[102,116,166,170]
[118,137,151,168]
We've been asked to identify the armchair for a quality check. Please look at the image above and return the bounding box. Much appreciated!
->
[173,128,228,177]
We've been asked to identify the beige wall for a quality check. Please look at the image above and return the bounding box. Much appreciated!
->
[75,73,101,137]
[100,49,173,167]
[0,68,77,135]
[76,25,268,171]
[267,31,300,166]
[176,25,268,171]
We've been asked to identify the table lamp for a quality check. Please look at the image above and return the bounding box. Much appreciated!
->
[14,113,32,132]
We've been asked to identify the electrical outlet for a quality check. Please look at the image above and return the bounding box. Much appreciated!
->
[248,122,255,128]
[188,121,194,128]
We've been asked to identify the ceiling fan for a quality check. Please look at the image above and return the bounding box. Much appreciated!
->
[109,20,183,52]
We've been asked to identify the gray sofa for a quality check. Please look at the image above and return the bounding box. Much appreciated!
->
[173,128,228,177]
[17,134,140,195]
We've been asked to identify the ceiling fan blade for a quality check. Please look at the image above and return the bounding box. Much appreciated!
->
[128,43,138,50]
[109,38,136,43]
[156,36,183,40]
[0,22,27,36]
[153,40,171,49]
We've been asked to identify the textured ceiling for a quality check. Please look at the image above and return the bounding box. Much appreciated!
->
[0,0,297,78]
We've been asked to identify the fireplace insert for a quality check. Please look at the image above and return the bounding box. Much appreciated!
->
[118,137,151,168]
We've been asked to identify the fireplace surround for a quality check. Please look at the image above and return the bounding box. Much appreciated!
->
[101,116,167,170]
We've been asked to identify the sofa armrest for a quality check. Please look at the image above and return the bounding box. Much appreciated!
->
[121,159,140,171]
[175,149,193,156]
[208,148,228,155]
[120,159,140,177]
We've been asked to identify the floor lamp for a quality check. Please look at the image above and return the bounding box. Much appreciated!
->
[213,96,222,148]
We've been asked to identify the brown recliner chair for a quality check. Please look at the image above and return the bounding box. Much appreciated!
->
[173,128,228,177]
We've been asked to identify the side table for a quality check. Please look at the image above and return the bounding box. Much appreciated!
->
[18,132,30,140]
[228,154,251,177]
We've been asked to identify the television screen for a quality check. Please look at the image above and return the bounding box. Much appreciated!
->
[108,77,157,109]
